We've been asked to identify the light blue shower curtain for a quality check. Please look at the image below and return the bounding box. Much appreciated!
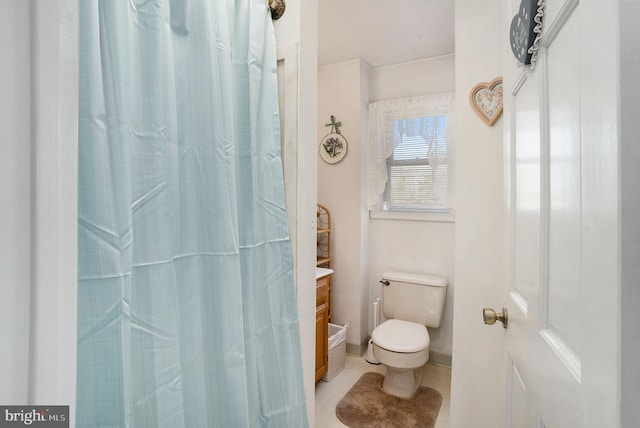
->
[76,1,308,427]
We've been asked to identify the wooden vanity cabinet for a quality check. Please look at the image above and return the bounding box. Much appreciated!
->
[315,275,329,382]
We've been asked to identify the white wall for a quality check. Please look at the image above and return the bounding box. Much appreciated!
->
[368,55,456,360]
[449,0,505,426]
[0,0,79,420]
[0,0,32,405]
[317,59,370,353]
[273,1,318,424]
[369,54,455,102]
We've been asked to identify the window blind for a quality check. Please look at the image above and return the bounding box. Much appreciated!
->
[383,115,449,212]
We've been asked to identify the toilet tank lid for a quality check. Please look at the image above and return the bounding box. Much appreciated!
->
[381,271,448,287]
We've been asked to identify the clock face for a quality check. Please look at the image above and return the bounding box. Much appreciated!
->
[510,0,537,65]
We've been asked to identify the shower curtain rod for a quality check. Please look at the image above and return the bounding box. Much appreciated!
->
[269,0,285,20]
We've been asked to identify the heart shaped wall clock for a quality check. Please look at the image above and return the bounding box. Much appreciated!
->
[469,77,504,126]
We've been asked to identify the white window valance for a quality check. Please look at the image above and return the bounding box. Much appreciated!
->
[366,93,455,211]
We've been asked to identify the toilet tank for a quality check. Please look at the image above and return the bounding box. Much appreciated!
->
[381,271,448,327]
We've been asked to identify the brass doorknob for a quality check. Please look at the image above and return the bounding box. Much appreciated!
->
[483,307,508,328]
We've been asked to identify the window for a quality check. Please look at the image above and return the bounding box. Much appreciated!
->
[384,115,449,212]
[367,94,454,221]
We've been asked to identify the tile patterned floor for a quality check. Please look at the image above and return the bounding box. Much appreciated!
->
[315,355,451,428]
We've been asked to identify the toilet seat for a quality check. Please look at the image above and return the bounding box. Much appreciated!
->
[372,319,429,353]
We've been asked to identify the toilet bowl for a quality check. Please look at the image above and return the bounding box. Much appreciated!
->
[370,271,447,399]
[372,319,430,399]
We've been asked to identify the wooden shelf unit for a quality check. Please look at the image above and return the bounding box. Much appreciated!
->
[316,256,331,266]
[316,204,332,269]
[316,204,332,321]
[315,204,333,383]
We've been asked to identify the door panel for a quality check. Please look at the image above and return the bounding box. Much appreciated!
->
[507,355,529,428]
[503,0,619,426]
[546,10,581,357]
[512,70,540,314]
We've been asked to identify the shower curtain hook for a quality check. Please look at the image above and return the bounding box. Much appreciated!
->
[269,0,286,20]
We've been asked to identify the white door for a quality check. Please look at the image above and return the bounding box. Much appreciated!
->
[500,0,619,427]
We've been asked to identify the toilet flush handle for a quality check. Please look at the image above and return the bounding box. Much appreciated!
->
[379,280,390,286]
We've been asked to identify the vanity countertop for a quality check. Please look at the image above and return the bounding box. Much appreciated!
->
[316,267,334,279]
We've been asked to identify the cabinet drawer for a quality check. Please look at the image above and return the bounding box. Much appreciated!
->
[316,276,328,307]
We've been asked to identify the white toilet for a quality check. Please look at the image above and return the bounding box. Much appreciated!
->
[371,271,448,399]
